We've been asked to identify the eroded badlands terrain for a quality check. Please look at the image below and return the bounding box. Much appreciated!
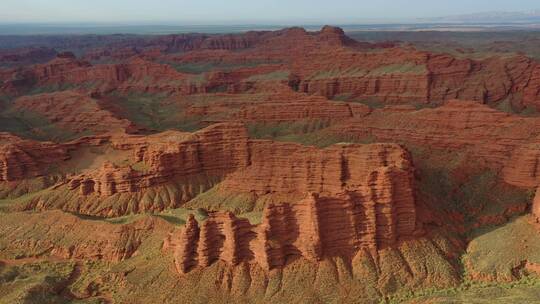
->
[2,27,540,303]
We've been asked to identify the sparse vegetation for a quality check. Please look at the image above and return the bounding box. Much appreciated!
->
[307,63,427,81]
[107,92,204,132]
[0,106,79,142]
[244,70,290,82]
[186,186,259,213]
[247,119,373,147]
[164,59,283,74]
[0,260,76,304]
[369,63,427,76]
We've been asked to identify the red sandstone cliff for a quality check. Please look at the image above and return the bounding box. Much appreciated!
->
[67,123,250,199]
[164,140,419,273]
[0,133,68,182]
[329,100,540,187]
[3,26,540,109]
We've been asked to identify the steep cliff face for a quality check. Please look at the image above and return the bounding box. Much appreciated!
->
[170,190,418,273]
[0,133,68,182]
[532,188,540,223]
[220,141,413,197]
[165,141,418,273]
[523,64,540,109]
[7,123,419,223]
[334,100,540,183]
[235,98,371,122]
[425,54,534,103]
[67,123,250,198]
[294,48,540,106]
[502,143,540,188]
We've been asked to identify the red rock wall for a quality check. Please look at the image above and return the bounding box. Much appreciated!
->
[502,144,540,188]
[2,56,192,94]
[220,141,412,197]
[235,100,371,122]
[337,100,540,177]
[532,188,540,223]
[300,74,429,103]
[69,123,250,196]
[293,47,540,107]
[169,177,417,273]
[0,134,68,182]
[166,141,418,273]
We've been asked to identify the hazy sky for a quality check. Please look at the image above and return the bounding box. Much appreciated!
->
[1,0,539,24]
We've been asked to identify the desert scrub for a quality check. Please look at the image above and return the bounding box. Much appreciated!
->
[463,216,540,282]
[107,91,204,132]
[244,70,290,82]
[186,186,258,214]
[247,119,333,139]
[0,260,75,304]
[165,59,283,74]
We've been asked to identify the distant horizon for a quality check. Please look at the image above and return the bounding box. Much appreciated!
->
[1,23,540,37]
[2,1,540,24]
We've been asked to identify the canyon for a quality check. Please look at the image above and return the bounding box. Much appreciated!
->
[1,26,540,303]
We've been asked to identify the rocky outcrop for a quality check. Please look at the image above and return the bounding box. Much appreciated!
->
[294,49,540,106]
[13,91,133,136]
[166,140,418,273]
[235,98,371,122]
[502,143,540,188]
[333,100,540,182]
[169,188,417,273]
[0,133,68,182]
[220,141,413,197]
[2,56,193,94]
[12,122,419,222]
[67,123,250,197]
[523,64,540,109]
[533,189,540,222]
[70,123,411,200]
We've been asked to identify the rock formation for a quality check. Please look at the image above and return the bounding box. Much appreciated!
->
[5,25,537,302]
[0,133,68,181]
[4,26,540,109]
[332,100,540,187]
[67,123,250,198]
[13,91,133,136]
[235,98,371,122]
[1,56,193,94]
[165,140,419,273]
[533,189,540,223]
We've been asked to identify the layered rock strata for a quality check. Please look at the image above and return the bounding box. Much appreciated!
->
[235,100,371,122]
[332,100,540,188]
[13,91,132,135]
[0,133,68,182]
[165,141,418,273]
[67,123,250,197]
